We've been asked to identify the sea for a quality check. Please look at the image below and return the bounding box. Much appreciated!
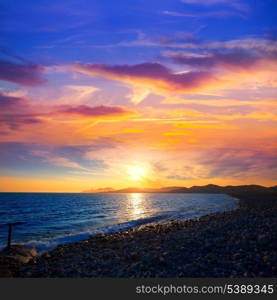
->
[0,192,238,252]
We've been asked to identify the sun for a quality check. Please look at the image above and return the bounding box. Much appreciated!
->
[127,165,147,181]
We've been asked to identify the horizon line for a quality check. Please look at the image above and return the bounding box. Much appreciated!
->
[1,183,276,193]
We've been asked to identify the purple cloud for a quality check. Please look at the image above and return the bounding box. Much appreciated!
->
[0,59,46,86]
[58,104,135,117]
[0,93,136,131]
[0,115,42,130]
[163,49,269,70]
[0,93,30,111]
[0,93,43,130]
[199,148,277,178]
[73,62,215,93]
[165,147,277,181]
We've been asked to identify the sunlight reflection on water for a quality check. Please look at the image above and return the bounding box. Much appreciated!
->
[128,193,145,218]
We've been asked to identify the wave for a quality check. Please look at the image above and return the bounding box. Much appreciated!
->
[0,214,170,253]
[0,198,238,253]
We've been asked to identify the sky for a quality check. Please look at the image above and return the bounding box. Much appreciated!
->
[0,0,277,192]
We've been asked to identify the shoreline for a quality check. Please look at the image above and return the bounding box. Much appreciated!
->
[0,193,237,253]
[1,192,276,277]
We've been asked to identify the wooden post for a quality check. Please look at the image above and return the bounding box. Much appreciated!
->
[0,222,25,250]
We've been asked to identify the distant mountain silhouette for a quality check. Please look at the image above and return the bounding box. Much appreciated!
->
[270,185,277,193]
[83,187,116,193]
[83,184,276,194]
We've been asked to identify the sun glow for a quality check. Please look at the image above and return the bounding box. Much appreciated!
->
[127,164,148,181]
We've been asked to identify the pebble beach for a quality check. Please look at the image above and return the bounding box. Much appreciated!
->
[1,193,276,278]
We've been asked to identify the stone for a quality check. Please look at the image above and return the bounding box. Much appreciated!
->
[14,255,32,264]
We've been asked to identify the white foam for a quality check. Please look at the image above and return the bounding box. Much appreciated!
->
[0,197,238,253]
[0,214,169,253]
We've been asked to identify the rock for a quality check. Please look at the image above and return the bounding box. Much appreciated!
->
[14,255,32,264]
[3,245,37,258]
[0,245,37,268]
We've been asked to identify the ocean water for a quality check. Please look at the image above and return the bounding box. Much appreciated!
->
[0,193,237,251]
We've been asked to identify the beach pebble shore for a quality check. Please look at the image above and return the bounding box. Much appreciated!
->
[17,198,277,278]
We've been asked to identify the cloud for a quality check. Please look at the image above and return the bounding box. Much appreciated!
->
[42,156,87,170]
[162,10,244,19]
[0,92,136,131]
[72,62,216,94]
[162,49,274,71]
[0,142,35,169]
[70,45,277,100]
[156,145,277,182]
[180,0,249,12]
[127,86,151,104]
[113,33,277,54]
[204,38,277,52]
[54,85,100,105]
[198,147,277,178]
[160,47,277,96]
[0,93,43,130]
[177,103,256,116]
[112,30,200,49]
[0,115,42,130]
[0,47,29,63]
[167,174,194,180]
[56,139,119,156]
[30,142,113,172]
[0,59,46,86]
[0,141,111,174]
[0,93,29,111]
[58,104,135,117]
